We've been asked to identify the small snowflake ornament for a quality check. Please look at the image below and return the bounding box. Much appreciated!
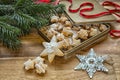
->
[74,48,108,78]
[40,35,64,63]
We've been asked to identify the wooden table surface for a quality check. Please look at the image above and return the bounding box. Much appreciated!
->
[0,24,120,80]
[0,1,120,80]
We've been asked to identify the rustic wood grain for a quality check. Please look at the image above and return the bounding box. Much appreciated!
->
[0,55,118,80]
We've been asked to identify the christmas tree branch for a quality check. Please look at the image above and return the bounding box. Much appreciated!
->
[0,21,21,49]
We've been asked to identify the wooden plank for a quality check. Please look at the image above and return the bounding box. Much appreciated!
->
[111,55,120,80]
[0,55,118,80]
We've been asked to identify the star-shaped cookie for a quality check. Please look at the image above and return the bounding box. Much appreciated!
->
[74,48,108,78]
[40,35,64,63]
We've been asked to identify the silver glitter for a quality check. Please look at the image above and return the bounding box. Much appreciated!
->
[74,48,108,78]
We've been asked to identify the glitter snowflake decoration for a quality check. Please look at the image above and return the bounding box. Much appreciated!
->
[74,48,108,78]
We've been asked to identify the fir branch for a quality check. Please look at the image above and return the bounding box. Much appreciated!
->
[15,0,34,10]
[0,21,21,49]
[22,3,54,15]
[0,0,16,5]
[54,4,65,9]
[0,15,15,24]
[12,12,36,26]
[0,5,14,15]
[54,4,65,13]
[0,0,65,49]
[15,0,30,8]
[11,12,37,34]
[33,17,49,28]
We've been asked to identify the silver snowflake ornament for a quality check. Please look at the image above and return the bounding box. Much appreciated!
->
[74,48,108,78]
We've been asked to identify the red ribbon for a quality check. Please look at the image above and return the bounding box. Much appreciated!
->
[68,0,120,19]
[67,0,120,37]
[68,1,111,18]
[101,1,120,37]
[34,0,51,4]
[110,30,120,37]
[102,1,120,23]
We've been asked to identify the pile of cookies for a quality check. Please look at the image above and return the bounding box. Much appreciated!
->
[24,14,108,75]
[24,56,47,74]
[40,14,108,51]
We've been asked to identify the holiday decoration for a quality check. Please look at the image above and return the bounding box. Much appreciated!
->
[74,48,108,78]
[40,35,64,63]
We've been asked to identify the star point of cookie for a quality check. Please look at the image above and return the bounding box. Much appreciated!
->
[74,48,108,78]
[40,35,64,63]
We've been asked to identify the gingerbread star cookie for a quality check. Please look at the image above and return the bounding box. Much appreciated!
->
[40,35,64,63]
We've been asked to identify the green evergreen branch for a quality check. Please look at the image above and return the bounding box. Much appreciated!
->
[11,12,36,34]
[0,0,16,5]
[15,0,31,8]
[54,4,65,14]
[0,5,14,15]
[22,3,54,15]
[33,17,49,28]
[0,0,65,49]
[0,21,21,49]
